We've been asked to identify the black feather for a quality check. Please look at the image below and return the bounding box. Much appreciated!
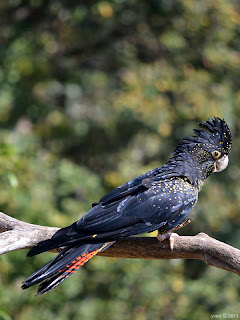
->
[23,242,114,294]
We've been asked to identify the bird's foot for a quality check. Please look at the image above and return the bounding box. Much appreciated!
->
[157,232,179,251]
[157,219,191,251]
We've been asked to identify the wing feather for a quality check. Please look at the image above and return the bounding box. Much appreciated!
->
[29,178,198,255]
[77,177,198,238]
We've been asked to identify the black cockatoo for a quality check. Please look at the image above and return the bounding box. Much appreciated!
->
[22,117,232,295]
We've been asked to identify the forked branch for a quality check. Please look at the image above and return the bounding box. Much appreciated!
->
[0,212,239,276]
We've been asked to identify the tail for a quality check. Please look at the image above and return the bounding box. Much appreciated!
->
[22,242,114,295]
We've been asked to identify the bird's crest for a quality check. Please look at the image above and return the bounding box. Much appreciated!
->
[193,117,232,155]
[174,117,232,156]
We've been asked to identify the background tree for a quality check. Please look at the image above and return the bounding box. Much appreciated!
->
[0,0,239,319]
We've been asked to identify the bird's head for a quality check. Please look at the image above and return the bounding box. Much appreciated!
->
[193,117,232,174]
[173,117,232,189]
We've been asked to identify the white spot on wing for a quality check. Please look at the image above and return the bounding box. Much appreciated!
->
[145,222,152,226]
[117,198,129,213]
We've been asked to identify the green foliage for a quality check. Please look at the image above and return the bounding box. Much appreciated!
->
[0,0,239,319]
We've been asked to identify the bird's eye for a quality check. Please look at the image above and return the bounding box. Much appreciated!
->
[212,150,221,159]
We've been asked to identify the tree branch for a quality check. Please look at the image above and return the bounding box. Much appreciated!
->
[0,212,239,276]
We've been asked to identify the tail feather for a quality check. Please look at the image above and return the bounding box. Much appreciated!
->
[22,242,114,295]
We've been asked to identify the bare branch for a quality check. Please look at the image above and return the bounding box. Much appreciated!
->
[0,212,59,254]
[0,212,239,276]
[99,235,240,276]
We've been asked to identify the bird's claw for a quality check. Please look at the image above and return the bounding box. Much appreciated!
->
[157,219,191,250]
[157,232,179,251]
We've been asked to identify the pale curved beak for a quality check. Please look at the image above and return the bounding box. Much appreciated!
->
[213,155,229,173]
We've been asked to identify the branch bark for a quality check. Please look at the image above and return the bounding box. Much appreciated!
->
[0,212,239,276]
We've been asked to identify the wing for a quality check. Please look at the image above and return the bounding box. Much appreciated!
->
[80,177,198,234]
[28,177,198,255]
[67,178,198,244]
[94,162,184,207]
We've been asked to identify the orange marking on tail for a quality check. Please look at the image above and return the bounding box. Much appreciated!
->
[59,242,112,279]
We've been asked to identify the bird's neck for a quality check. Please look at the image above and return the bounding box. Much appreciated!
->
[167,151,214,192]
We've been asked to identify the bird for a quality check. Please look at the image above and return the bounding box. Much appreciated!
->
[22,117,232,295]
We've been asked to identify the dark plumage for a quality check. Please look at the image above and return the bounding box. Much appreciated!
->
[22,117,232,295]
